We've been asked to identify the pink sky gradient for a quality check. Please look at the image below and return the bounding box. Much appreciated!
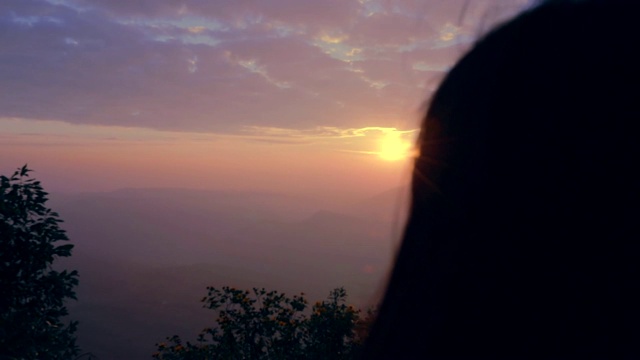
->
[1,0,532,196]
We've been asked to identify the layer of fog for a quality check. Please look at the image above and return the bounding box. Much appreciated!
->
[51,187,408,359]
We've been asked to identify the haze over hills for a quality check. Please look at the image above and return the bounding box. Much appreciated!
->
[51,187,407,359]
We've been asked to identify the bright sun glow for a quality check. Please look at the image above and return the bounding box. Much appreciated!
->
[378,132,413,161]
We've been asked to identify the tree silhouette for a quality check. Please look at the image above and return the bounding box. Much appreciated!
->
[0,165,80,359]
[153,287,369,360]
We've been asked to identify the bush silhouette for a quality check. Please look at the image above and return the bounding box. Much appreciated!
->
[153,287,372,360]
[0,165,80,359]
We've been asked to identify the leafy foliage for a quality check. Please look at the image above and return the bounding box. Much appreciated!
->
[0,165,80,359]
[153,287,373,360]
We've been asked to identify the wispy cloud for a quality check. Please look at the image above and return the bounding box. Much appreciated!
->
[0,0,529,134]
[243,125,417,139]
[235,57,292,89]
[242,125,419,160]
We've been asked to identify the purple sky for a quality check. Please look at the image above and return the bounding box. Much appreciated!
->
[0,0,532,194]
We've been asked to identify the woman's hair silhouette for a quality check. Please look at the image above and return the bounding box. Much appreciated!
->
[363,0,640,357]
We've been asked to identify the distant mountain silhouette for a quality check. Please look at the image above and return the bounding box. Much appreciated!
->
[347,186,409,222]
[51,188,400,360]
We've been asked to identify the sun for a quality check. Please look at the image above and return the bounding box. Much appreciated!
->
[378,132,413,161]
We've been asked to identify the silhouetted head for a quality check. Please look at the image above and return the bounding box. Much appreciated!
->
[364,0,640,357]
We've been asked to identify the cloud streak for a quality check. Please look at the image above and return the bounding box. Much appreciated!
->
[1,0,531,134]
[243,125,418,139]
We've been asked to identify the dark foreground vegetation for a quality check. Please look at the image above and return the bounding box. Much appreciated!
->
[1,166,376,359]
[153,287,374,360]
[0,166,80,359]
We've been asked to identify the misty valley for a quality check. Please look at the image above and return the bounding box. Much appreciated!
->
[49,188,405,359]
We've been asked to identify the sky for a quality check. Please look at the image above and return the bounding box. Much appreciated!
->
[0,0,532,196]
